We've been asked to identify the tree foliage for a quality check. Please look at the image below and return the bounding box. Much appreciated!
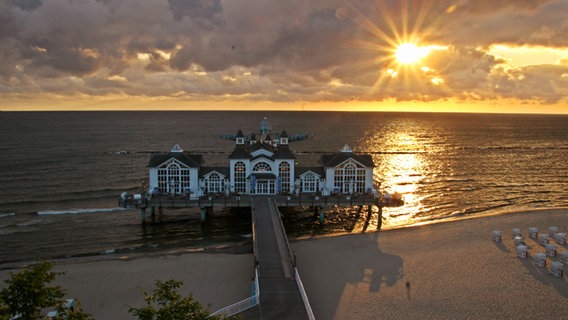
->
[0,261,92,320]
[129,279,228,320]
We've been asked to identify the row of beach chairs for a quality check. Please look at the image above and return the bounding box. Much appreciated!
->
[492,226,567,278]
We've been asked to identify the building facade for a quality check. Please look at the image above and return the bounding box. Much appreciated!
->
[147,121,377,199]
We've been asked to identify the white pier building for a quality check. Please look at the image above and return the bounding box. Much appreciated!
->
[146,118,377,199]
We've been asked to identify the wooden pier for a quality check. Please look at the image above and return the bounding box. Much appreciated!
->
[251,196,311,319]
[118,192,403,223]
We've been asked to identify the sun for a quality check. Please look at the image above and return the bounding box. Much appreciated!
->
[395,43,430,65]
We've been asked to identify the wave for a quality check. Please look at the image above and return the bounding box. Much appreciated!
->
[0,212,15,218]
[37,207,130,215]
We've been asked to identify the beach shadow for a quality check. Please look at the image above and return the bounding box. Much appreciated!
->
[518,258,568,298]
[367,234,403,291]
[494,241,511,253]
[296,232,403,319]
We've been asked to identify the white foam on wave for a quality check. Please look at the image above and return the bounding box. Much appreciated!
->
[0,212,16,218]
[37,207,130,215]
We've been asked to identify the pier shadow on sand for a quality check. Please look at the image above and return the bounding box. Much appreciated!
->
[294,232,403,319]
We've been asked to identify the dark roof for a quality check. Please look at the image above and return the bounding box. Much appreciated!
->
[236,128,244,138]
[251,154,274,161]
[148,152,203,168]
[273,145,295,159]
[201,167,230,177]
[228,145,252,159]
[320,151,374,168]
[295,167,324,178]
[250,141,274,153]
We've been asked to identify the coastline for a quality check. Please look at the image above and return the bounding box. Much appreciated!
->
[1,208,566,319]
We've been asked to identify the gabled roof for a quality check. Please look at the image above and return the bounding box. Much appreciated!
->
[250,141,274,153]
[320,151,374,168]
[273,145,296,159]
[148,152,203,168]
[201,167,230,177]
[251,154,274,161]
[295,167,325,178]
[228,145,252,159]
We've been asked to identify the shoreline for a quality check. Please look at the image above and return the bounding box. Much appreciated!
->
[1,208,566,319]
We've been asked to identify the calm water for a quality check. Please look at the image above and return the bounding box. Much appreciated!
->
[0,111,567,266]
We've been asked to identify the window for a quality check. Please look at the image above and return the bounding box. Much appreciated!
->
[278,162,290,193]
[207,173,223,193]
[253,162,272,172]
[334,161,366,193]
[234,162,246,193]
[302,173,318,193]
[157,161,191,194]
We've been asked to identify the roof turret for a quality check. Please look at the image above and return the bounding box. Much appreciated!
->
[236,128,245,145]
[259,117,272,135]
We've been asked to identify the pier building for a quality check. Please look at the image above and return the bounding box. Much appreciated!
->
[118,117,403,319]
[119,117,402,222]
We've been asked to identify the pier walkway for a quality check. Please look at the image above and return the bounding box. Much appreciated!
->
[252,196,311,320]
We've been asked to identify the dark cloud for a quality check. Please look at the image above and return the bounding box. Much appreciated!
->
[7,0,42,11]
[0,0,566,107]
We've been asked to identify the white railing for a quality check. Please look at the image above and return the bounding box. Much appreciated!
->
[208,268,260,318]
[271,198,297,268]
[294,268,316,320]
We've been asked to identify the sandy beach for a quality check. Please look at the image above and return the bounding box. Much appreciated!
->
[1,208,566,319]
[295,208,568,320]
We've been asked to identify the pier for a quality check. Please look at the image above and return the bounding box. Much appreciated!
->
[251,196,312,319]
[116,117,404,318]
[119,192,401,224]
[119,193,401,319]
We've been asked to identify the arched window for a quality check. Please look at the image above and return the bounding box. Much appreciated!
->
[278,162,290,193]
[234,162,246,193]
[157,161,190,194]
[253,162,272,172]
[302,173,318,193]
[334,161,366,193]
[207,173,222,193]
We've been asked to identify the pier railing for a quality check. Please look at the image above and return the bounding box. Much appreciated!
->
[208,267,260,318]
[295,268,316,320]
[118,191,402,210]
[272,197,297,268]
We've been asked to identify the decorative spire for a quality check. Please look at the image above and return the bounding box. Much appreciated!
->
[259,117,272,135]
[341,144,352,152]
[236,128,245,145]
[171,144,183,152]
[280,129,289,145]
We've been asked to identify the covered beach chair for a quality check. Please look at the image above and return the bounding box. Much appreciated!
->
[546,244,557,257]
[549,261,564,278]
[559,251,568,265]
[492,230,502,242]
[554,232,566,245]
[534,252,547,268]
[516,245,528,259]
[528,227,538,239]
[538,233,550,245]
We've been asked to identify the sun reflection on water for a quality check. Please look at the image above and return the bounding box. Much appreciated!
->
[357,123,439,228]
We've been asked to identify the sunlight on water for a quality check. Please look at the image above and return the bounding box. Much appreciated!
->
[358,122,439,228]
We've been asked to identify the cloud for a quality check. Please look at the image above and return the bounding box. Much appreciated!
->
[0,0,567,108]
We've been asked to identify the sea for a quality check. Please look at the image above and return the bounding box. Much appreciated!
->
[1,111,567,267]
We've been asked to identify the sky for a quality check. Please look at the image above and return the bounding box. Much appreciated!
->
[1,0,567,113]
